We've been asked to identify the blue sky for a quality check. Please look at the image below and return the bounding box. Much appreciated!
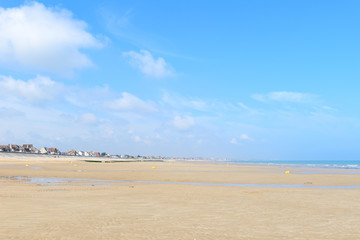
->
[0,0,359,160]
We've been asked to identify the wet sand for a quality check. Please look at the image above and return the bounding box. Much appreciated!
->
[1,154,360,239]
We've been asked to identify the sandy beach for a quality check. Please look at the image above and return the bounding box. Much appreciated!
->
[1,153,360,240]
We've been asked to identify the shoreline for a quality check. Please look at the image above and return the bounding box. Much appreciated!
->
[1,155,360,187]
[2,151,360,170]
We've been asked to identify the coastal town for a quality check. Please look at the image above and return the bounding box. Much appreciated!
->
[0,143,166,160]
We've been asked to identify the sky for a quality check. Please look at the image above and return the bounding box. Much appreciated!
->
[0,0,360,160]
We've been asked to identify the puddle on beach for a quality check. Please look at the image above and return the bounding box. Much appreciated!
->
[6,176,360,189]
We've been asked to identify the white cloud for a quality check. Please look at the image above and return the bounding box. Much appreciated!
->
[252,91,315,103]
[0,75,62,102]
[172,115,195,130]
[0,2,102,74]
[123,50,173,78]
[230,138,238,144]
[105,92,157,112]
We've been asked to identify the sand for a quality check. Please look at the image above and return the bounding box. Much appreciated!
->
[1,153,360,239]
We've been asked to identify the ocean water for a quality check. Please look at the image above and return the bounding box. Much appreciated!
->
[228,160,360,170]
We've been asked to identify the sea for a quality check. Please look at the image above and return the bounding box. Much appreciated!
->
[227,160,360,170]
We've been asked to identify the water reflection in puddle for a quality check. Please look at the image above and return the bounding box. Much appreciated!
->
[9,176,360,189]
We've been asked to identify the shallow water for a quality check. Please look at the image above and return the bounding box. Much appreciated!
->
[9,176,360,189]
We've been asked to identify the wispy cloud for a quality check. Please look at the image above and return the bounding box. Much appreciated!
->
[0,2,102,75]
[161,91,208,111]
[237,102,250,110]
[240,134,252,141]
[322,105,337,111]
[132,135,151,145]
[123,50,173,78]
[252,91,316,103]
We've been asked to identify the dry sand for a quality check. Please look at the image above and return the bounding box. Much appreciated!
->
[1,153,360,240]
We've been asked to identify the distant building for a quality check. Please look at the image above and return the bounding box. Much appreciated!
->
[33,147,40,154]
[18,146,25,152]
[8,144,20,152]
[23,144,34,152]
[89,151,100,157]
[67,149,77,156]
[77,151,87,156]
[40,147,49,154]
[48,148,61,155]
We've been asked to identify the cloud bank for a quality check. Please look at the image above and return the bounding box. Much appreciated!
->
[0,76,348,159]
[0,75,62,102]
